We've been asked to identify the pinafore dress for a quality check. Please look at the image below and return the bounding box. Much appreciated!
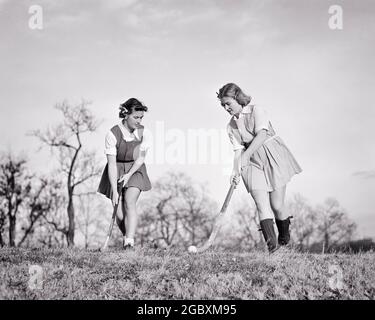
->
[97,125,152,199]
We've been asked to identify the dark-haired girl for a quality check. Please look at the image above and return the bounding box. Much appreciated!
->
[217,83,302,253]
[98,98,151,249]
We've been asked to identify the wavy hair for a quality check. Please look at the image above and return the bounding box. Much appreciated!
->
[119,98,148,118]
[216,83,252,106]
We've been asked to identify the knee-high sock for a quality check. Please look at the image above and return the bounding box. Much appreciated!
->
[275,216,292,245]
[259,219,278,253]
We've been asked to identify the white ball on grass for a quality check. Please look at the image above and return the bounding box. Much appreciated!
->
[188,245,197,253]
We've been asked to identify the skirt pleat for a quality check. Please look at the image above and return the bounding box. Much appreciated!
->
[97,162,151,199]
[241,136,302,192]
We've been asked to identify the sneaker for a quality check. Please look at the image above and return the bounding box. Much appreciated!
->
[123,243,134,250]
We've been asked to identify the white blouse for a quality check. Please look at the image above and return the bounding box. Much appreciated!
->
[227,104,270,151]
[104,122,150,156]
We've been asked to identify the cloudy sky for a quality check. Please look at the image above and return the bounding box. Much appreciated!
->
[1,0,374,238]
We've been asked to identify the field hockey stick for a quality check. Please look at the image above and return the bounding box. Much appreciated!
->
[101,191,122,251]
[193,182,236,253]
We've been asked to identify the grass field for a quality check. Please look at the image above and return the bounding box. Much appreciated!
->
[0,247,374,300]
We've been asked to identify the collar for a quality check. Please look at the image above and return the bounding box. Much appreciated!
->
[241,104,253,114]
[233,104,254,120]
[118,121,140,140]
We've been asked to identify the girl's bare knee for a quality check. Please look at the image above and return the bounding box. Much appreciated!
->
[271,204,283,213]
[257,208,274,220]
[272,206,288,220]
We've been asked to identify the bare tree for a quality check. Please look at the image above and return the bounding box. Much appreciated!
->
[0,154,29,246]
[287,195,357,252]
[212,195,263,252]
[33,221,66,248]
[287,193,317,249]
[137,209,157,247]
[316,198,357,252]
[177,177,217,246]
[0,200,7,247]
[233,205,262,250]
[31,100,102,246]
[137,172,216,248]
[138,174,182,247]
[0,153,59,247]
[17,177,59,247]
[76,192,107,249]
[39,173,72,246]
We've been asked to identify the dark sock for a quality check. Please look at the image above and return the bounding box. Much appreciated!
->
[259,219,278,253]
[275,216,292,245]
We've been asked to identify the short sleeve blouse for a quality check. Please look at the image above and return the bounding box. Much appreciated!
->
[104,123,150,156]
[226,105,271,151]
